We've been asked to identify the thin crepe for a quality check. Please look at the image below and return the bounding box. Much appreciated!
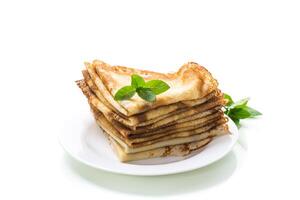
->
[83,69,220,127]
[87,60,218,116]
[93,108,228,153]
[109,136,212,162]
[88,100,227,145]
[123,118,227,145]
[77,78,224,130]
[78,79,226,138]
[94,105,227,147]
[110,109,223,138]
[136,97,225,129]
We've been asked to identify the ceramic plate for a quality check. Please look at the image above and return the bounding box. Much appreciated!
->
[59,111,239,176]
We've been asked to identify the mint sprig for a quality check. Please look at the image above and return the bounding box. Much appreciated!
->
[114,86,136,100]
[145,80,171,95]
[114,74,170,102]
[224,93,262,128]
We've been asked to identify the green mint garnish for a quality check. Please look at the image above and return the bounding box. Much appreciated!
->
[224,93,262,128]
[114,74,170,102]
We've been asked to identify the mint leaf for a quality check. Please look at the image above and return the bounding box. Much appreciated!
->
[223,93,234,106]
[229,97,250,109]
[114,74,170,102]
[131,74,145,89]
[244,106,262,117]
[229,107,252,119]
[145,80,170,95]
[224,93,261,128]
[137,88,156,102]
[114,86,136,100]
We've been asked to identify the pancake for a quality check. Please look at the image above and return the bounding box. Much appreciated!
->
[77,79,224,130]
[109,109,223,138]
[85,61,128,115]
[83,69,220,128]
[87,60,218,116]
[123,118,226,145]
[109,137,212,162]
[76,60,229,162]
[128,116,225,142]
[82,70,121,115]
[136,98,225,129]
[93,108,229,153]
[93,105,227,147]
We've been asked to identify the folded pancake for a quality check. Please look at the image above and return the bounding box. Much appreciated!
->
[77,79,227,140]
[128,113,224,141]
[94,106,228,147]
[83,69,220,127]
[88,100,226,143]
[110,109,223,138]
[92,106,229,153]
[77,78,224,130]
[132,97,224,128]
[86,60,218,116]
[136,98,225,129]
[85,61,128,116]
[109,136,212,162]
[125,118,227,145]
[76,60,230,162]
[82,70,121,115]
[77,79,226,140]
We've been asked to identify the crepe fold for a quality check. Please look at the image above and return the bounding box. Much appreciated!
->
[78,76,225,130]
[94,109,228,154]
[76,60,229,162]
[109,137,212,162]
[85,60,218,116]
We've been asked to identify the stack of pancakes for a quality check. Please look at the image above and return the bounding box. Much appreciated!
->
[76,60,229,162]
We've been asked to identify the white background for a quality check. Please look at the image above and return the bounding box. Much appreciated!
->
[0,0,300,199]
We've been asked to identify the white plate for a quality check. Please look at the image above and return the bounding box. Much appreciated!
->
[59,111,239,176]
